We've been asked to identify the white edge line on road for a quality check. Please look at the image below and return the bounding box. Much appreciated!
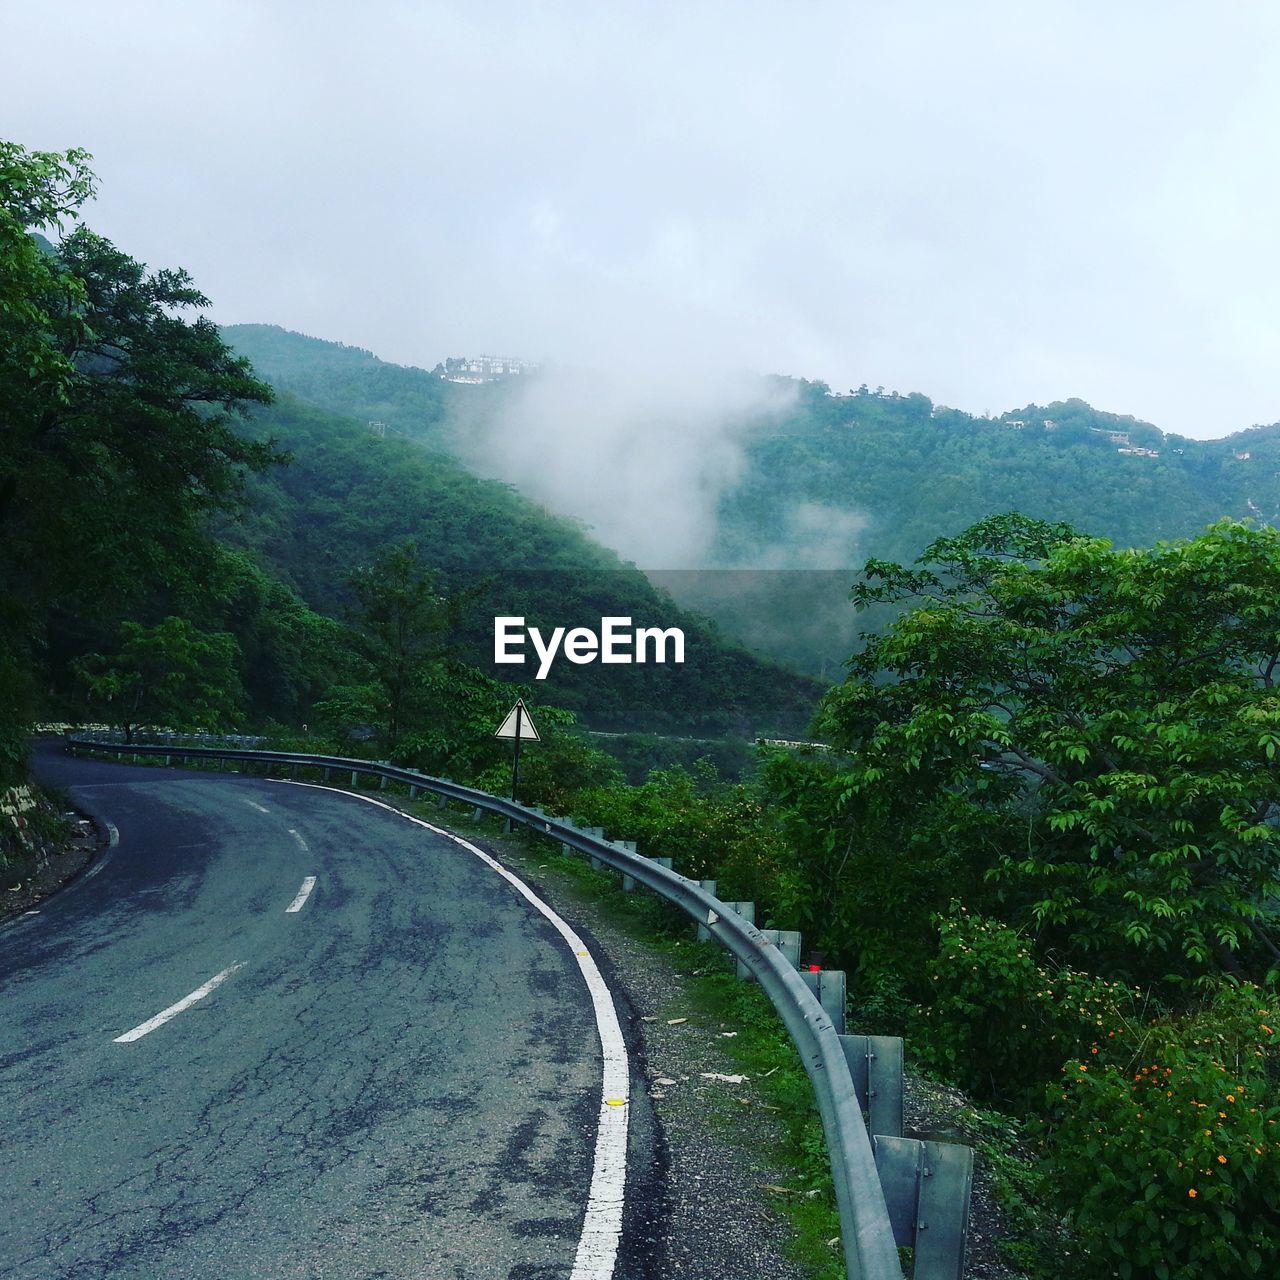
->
[113,962,246,1043]
[285,876,317,913]
[80,821,119,883]
[268,779,629,1280]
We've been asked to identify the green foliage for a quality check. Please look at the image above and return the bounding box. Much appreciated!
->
[1,139,278,767]
[589,731,756,784]
[4,223,277,618]
[475,726,623,812]
[758,746,1001,1011]
[0,141,94,412]
[346,541,451,746]
[311,684,386,746]
[1046,984,1280,1279]
[192,548,346,727]
[395,661,570,780]
[912,906,1137,1108]
[73,617,242,741]
[569,764,790,905]
[817,513,1280,983]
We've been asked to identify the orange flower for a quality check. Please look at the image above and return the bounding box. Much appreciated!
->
[1218,1155,1227,1164]
[1188,1188,1198,1198]
[1226,1094,1236,1103]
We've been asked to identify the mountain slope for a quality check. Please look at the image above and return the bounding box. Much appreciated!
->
[223,392,820,733]
[224,325,1280,674]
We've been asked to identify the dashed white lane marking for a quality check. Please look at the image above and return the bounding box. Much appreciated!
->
[105,822,120,847]
[285,876,317,913]
[113,963,246,1043]
[269,780,629,1280]
[244,799,269,814]
[287,828,309,852]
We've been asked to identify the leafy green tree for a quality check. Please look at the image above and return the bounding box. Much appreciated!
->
[346,541,452,747]
[4,222,278,615]
[814,513,1280,983]
[397,659,573,779]
[312,683,387,746]
[74,617,242,742]
[0,141,94,416]
[1,139,277,769]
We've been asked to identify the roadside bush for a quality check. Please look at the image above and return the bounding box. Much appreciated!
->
[570,765,791,909]
[474,727,623,813]
[1046,983,1280,1279]
[913,906,1134,1108]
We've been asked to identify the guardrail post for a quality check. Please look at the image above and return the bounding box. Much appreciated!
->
[872,1136,972,1280]
[696,880,717,940]
[323,767,331,782]
[723,902,756,978]
[801,968,847,1034]
[616,841,642,889]
[840,1035,904,1138]
[759,928,802,970]
[582,827,607,870]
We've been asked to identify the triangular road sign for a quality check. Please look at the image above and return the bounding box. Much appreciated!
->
[494,698,540,741]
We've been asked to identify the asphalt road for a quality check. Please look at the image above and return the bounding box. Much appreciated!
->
[1,746,650,1279]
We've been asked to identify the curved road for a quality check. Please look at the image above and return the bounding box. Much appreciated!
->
[0,747,653,1279]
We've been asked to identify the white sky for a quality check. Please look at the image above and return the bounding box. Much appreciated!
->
[5,0,1279,439]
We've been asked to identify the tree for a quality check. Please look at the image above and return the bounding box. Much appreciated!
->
[74,618,242,742]
[0,141,94,412]
[2,221,278,613]
[346,541,452,747]
[813,513,1280,984]
[0,139,277,772]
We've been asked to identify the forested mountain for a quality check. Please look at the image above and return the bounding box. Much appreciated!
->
[220,394,820,733]
[715,380,1280,569]
[225,325,1280,673]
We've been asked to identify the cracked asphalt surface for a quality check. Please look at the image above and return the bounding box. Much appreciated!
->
[1,747,652,1279]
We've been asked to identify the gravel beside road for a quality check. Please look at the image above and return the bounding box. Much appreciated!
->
[464,820,815,1280]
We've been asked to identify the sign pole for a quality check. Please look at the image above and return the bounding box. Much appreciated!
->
[511,701,523,803]
[495,698,538,809]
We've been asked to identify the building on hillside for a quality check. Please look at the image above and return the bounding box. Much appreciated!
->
[440,355,539,383]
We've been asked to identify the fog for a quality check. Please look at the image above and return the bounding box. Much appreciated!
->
[5,1,1279,445]
[448,362,802,568]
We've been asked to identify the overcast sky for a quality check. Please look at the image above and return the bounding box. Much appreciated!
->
[5,0,1279,439]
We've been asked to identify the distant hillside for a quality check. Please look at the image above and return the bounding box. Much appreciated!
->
[225,325,1280,674]
[224,324,454,443]
[717,382,1280,572]
[223,392,820,733]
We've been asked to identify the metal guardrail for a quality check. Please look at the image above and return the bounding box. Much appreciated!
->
[64,737,933,1280]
